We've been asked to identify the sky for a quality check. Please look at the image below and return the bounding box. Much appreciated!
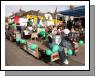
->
[5,5,79,17]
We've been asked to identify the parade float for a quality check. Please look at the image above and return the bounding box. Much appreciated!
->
[5,7,85,65]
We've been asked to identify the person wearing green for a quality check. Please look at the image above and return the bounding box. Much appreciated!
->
[27,18,33,33]
[10,22,16,30]
[27,19,33,26]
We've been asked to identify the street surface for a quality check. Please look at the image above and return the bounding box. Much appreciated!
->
[5,39,85,66]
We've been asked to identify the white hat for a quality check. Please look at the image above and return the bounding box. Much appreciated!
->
[63,28,70,35]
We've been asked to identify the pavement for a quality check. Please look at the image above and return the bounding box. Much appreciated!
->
[5,39,85,66]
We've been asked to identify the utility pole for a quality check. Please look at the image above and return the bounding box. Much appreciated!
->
[54,7,57,27]
[69,5,74,19]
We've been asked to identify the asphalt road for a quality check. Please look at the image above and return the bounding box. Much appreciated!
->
[5,39,85,66]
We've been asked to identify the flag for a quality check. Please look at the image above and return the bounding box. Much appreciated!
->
[14,16,20,23]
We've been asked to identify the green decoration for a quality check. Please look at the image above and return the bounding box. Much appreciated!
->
[28,44,37,50]
[46,49,52,55]
[41,28,45,32]
[52,45,59,53]
[39,31,46,37]
[11,24,15,29]
[67,49,73,56]
[16,38,21,42]
[20,39,27,44]
[79,40,84,45]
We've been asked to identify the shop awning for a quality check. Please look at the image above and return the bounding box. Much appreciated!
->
[59,6,85,17]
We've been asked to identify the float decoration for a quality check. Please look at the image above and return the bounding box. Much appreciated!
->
[46,49,52,55]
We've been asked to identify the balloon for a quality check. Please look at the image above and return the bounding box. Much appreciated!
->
[46,49,52,55]
[67,49,73,56]
[16,38,21,42]
[39,31,46,37]
[29,44,38,50]
[52,44,59,52]
[79,40,84,45]
[20,39,27,44]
